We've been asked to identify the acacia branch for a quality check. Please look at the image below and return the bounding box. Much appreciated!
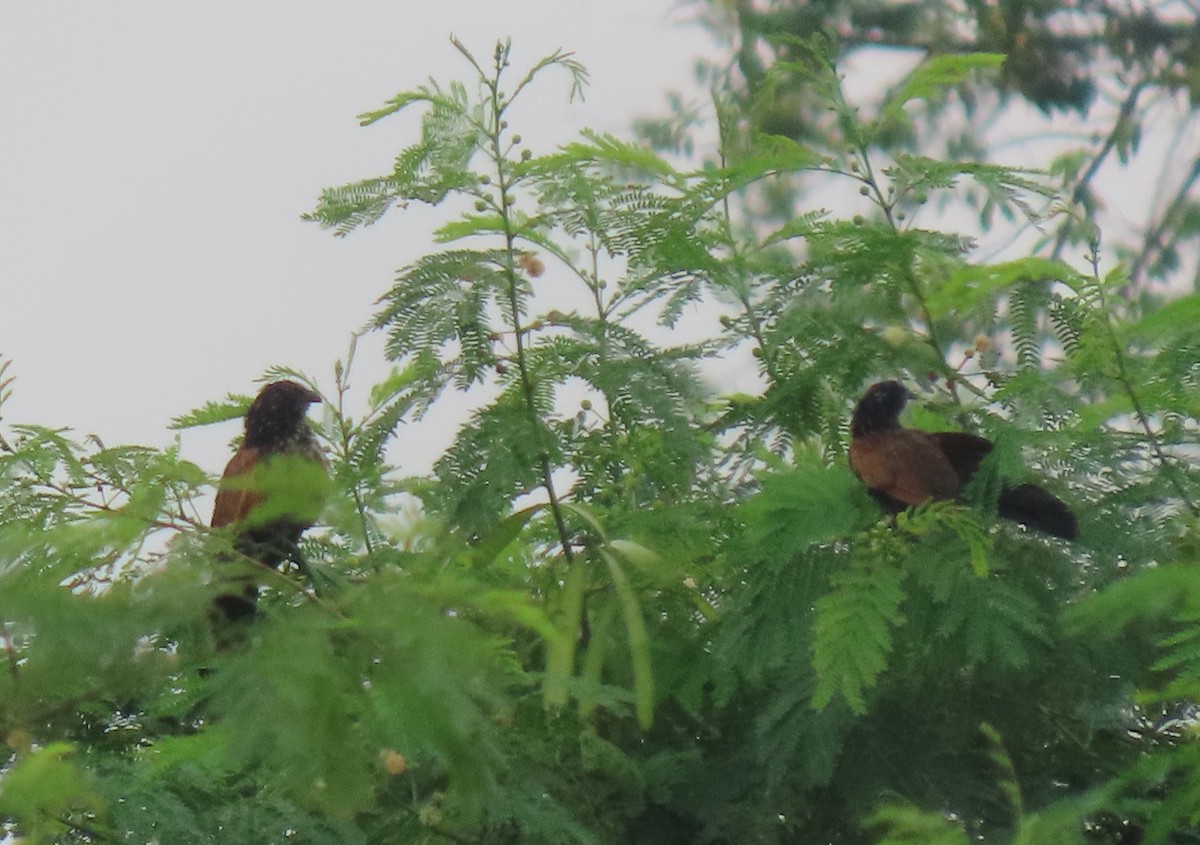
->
[485,68,577,568]
[332,335,378,559]
[1051,80,1149,259]
[1088,247,1199,515]
[1128,155,1200,288]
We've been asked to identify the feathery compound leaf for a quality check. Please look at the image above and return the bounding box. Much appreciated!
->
[0,743,107,840]
[740,462,878,560]
[705,132,824,196]
[1008,283,1045,371]
[1124,293,1200,342]
[552,129,678,179]
[305,176,412,236]
[169,394,250,430]
[357,89,437,126]
[868,803,970,845]
[306,80,482,235]
[886,154,964,195]
[1066,565,1200,637]
[429,381,557,536]
[506,44,590,104]
[926,258,1080,319]
[374,248,509,376]
[812,555,906,714]
[434,212,509,243]
[881,53,1006,122]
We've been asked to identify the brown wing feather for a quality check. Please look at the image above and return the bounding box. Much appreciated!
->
[210,446,262,528]
[849,429,961,507]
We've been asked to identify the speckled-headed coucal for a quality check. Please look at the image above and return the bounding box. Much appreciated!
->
[848,380,1077,539]
[210,380,328,622]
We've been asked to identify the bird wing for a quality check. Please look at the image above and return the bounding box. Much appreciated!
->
[925,431,994,486]
[210,446,262,528]
[928,432,1078,539]
[849,429,961,507]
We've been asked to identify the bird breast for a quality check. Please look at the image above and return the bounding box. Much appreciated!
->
[848,429,961,507]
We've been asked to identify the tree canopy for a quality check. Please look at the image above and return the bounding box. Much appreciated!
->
[646,0,1200,295]
[2,32,1200,845]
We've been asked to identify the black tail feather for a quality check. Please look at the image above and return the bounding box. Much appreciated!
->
[998,483,1078,539]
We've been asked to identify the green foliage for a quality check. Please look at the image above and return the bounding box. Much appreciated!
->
[0,745,105,843]
[811,547,906,713]
[3,34,1200,845]
[681,0,1200,292]
[867,803,969,845]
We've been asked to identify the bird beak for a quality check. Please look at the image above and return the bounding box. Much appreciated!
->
[304,388,322,404]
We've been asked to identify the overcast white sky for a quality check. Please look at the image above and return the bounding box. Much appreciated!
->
[0,2,718,477]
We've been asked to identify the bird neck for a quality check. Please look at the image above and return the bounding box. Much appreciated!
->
[850,413,901,438]
[244,417,312,453]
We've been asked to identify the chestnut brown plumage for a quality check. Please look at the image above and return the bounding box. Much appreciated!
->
[211,380,327,622]
[848,381,1077,539]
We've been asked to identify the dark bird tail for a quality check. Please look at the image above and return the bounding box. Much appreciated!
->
[998,483,1078,539]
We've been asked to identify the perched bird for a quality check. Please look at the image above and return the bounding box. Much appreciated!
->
[848,380,1077,539]
[211,380,327,622]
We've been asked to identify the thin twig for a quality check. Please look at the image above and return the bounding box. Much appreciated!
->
[1087,246,1199,514]
[1128,155,1200,288]
[485,63,577,567]
[333,334,378,559]
[1051,80,1148,259]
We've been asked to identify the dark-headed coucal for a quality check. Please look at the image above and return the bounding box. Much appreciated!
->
[211,380,328,622]
[849,380,1077,539]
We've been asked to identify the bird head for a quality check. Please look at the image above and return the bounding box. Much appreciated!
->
[851,380,915,436]
[243,380,322,450]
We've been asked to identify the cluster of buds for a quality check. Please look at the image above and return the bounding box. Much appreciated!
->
[379,748,407,776]
[963,334,992,359]
[516,251,545,277]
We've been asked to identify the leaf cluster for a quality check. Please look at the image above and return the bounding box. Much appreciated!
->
[3,37,1200,845]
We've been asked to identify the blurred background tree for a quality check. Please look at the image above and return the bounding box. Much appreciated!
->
[643,0,1200,296]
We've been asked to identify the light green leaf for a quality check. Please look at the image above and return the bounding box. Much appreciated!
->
[881,53,1006,123]
[551,129,677,177]
[812,557,906,714]
[435,213,508,243]
[868,802,970,845]
[471,504,543,568]
[0,743,107,840]
[740,462,878,559]
[1124,293,1200,341]
[545,557,588,709]
[599,548,655,728]
[357,90,437,126]
[926,258,1082,319]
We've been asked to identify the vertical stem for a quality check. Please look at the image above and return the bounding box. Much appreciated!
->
[716,142,781,385]
[486,71,577,565]
[1051,80,1147,261]
[826,48,961,393]
[334,346,377,559]
[1089,249,1198,515]
[585,233,626,494]
[856,148,951,374]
